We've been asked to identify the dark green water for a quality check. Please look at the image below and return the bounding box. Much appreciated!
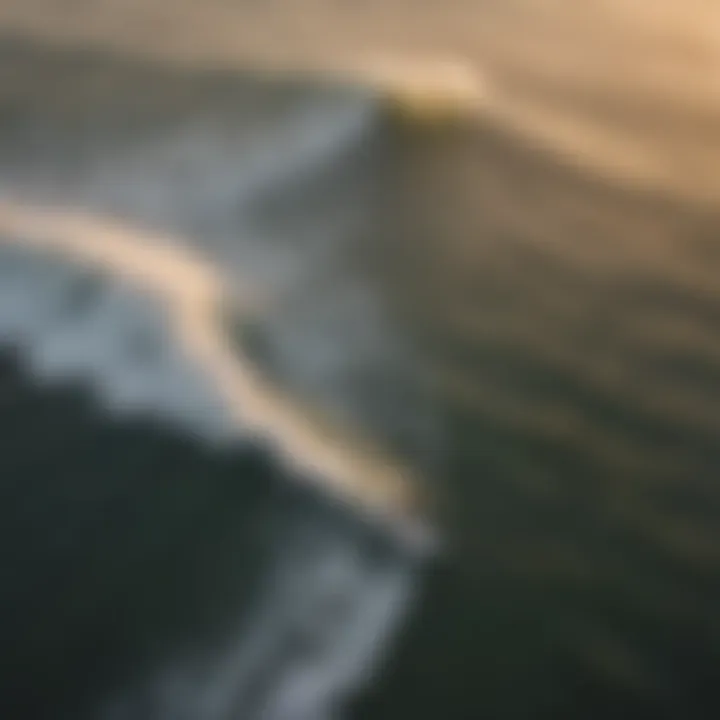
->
[1,33,720,720]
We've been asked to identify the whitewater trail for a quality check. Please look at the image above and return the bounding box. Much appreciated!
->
[101,512,419,720]
[0,199,426,540]
[0,38,478,718]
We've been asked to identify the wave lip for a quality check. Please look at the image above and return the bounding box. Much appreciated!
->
[0,198,437,553]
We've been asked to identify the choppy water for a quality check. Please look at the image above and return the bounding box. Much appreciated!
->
[1,32,720,720]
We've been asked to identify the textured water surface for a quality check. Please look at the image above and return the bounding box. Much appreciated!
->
[1,29,720,720]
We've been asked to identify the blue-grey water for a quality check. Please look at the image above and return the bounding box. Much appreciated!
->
[1,34,720,720]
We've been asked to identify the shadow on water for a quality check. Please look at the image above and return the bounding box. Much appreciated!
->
[0,344,276,718]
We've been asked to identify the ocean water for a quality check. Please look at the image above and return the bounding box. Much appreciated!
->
[1,32,720,720]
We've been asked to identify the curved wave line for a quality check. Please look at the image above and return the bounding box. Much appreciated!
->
[0,197,434,550]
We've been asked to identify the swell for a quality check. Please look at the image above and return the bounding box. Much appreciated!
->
[364,102,720,718]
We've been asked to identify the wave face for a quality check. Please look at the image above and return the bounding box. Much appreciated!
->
[363,81,720,720]
[0,341,423,720]
[0,38,432,720]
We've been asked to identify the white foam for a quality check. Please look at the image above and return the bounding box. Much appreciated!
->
[102,510,420,720]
